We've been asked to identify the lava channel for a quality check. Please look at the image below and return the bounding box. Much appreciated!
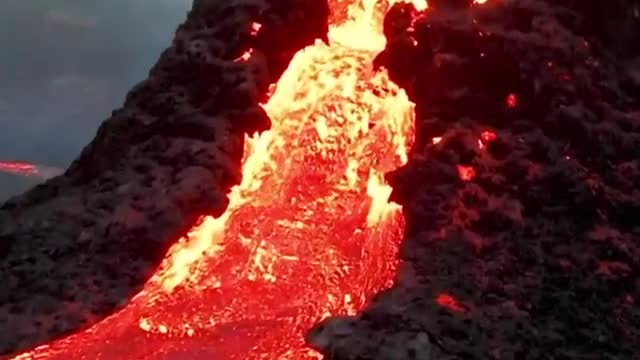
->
[12,0,422,359]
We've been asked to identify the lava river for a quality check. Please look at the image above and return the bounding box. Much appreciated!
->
[12,0,421,359]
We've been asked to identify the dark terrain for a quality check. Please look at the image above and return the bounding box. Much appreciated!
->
[309,1,640,359]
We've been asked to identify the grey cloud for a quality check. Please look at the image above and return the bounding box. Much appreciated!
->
[44,9,98,29]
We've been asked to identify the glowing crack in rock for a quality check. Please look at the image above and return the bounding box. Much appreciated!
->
[13,0,424,359]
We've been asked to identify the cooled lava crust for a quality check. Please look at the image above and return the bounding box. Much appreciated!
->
[308,1,640,359]
[0,0,329,355]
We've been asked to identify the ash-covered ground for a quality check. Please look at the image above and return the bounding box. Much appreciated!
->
[0,0,328,355]
[309,1,640,359]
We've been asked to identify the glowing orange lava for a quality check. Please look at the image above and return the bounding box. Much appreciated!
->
[0,161,37,176]
[0,161,63,179]
[506,93,518,108]
[12,1,420,359]
[457,165,477,181]
[480,130,497,144]
[436,293,467,313]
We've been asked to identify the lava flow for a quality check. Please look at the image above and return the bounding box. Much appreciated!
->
[12,0,420,359]
[0,161,63,179]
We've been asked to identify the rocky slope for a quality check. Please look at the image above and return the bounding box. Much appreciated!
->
[0,0,328,355]
[309,1,640,359]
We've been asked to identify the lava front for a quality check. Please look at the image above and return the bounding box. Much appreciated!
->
[13,0,419,359]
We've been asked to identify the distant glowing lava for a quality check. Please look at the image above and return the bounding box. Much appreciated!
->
[0,161,63,180]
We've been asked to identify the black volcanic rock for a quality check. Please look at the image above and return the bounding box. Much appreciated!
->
[309,1,640,359]
[0,0,328,356]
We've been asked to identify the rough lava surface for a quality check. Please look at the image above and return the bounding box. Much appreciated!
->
[0,0,329,355]
[308,1,640,359]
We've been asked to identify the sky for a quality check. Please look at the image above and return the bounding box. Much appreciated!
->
[0,0,192,201]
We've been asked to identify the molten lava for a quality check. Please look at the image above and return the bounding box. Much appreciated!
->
[506,93,518,108]
[436,293,467,313]
[0,161,38,176]
[0,161,64,180]
[13,0,420,359]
